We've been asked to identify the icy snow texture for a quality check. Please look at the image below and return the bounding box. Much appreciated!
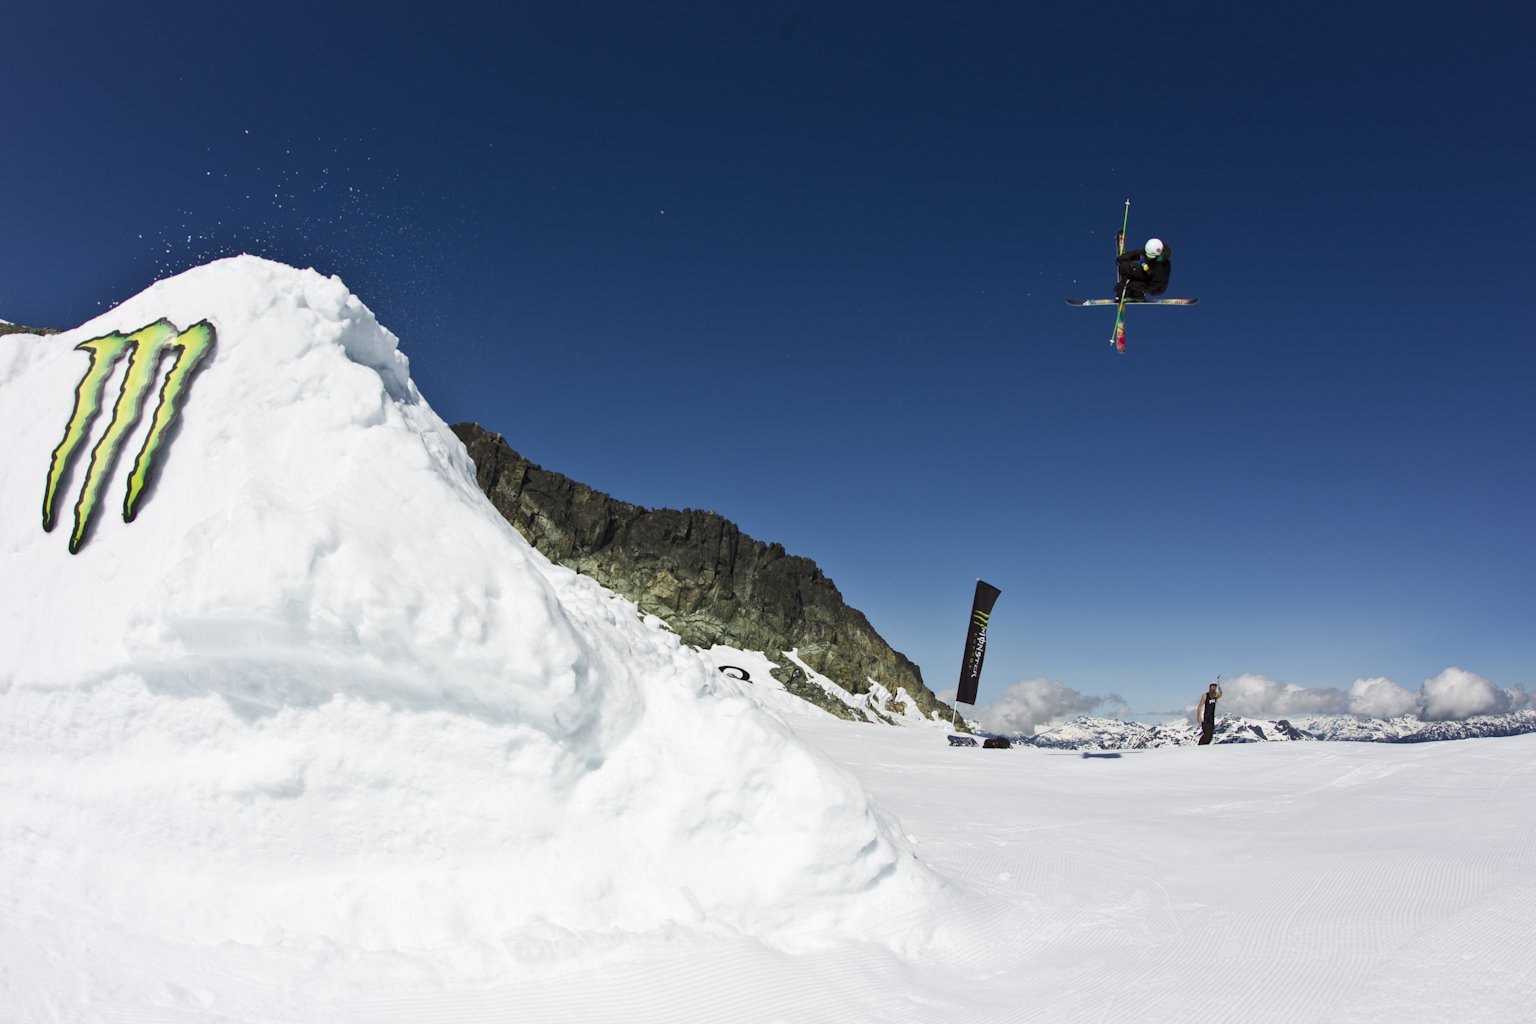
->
[0,257,943,982]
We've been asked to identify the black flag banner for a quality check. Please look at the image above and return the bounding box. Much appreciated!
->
[955,580,1001,706]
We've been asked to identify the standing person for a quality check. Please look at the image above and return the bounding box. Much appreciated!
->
[1115,238,1171,302]
[1196,680,1222,745]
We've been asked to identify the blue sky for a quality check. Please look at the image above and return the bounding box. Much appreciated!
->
[6,1,1531,714]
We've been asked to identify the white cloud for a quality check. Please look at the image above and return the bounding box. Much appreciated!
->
[980,678,1103,735]
[1219,674,1349,718]
[1346,677,1419,719]
[1215,669,1525,723]
[971,669,1526,732]
[1419,667,1508,721]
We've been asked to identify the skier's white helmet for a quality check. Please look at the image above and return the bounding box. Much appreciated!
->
[1145,238,1165,258]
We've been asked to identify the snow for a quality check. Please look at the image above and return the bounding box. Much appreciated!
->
[3,257,1533,1022]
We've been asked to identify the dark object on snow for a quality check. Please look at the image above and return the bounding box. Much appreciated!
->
[717,665,750,681]
[947,735,978,747]
[982,736,1011,749]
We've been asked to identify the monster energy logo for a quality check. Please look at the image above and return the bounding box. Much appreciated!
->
[42,319,216,553]
[966,611,993,671]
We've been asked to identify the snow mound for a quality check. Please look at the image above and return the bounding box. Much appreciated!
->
[0,257,945,982]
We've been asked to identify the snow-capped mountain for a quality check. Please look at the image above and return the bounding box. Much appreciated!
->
[1020,710,1536,749]
[1288,709,1536,743]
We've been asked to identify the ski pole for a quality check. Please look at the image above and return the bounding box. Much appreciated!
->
[1111,200,1131,350]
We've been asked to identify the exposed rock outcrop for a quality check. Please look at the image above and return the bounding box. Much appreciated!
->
[452,422,953,724]
[0,322,59,336]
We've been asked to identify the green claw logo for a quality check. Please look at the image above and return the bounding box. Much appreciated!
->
[42,319,216,553]
[967,610,991,665]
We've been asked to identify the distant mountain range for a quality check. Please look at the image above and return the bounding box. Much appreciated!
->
[1018,710,1536,749]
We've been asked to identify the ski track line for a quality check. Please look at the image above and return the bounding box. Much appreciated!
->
[1177,745,1510,1023]
[875,739,1536,1024]
[1150,740,1536,1024]
[1331,882,1536,1024]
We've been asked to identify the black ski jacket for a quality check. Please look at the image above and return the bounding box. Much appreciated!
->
[1117,246,1172,295]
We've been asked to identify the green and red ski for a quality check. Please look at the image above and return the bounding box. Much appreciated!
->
[1111,201,1130,354]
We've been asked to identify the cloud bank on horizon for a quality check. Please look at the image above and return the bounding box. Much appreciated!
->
[972,667,1530,734]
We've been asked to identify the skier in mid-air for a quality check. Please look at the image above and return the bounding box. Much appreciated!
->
[1114,238,1171,302]
[1066,204,1193,353]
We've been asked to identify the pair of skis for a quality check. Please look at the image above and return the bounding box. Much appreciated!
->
[1066,298,1199,307]
[1068,199,1196,354]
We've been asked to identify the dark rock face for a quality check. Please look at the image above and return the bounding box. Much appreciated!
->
[452,422,952,724]
[0,322,59,336]
[1272,719,1310,741]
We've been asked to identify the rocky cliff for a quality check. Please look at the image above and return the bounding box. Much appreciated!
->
[0,322,59,336]
[452,422,954,725]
